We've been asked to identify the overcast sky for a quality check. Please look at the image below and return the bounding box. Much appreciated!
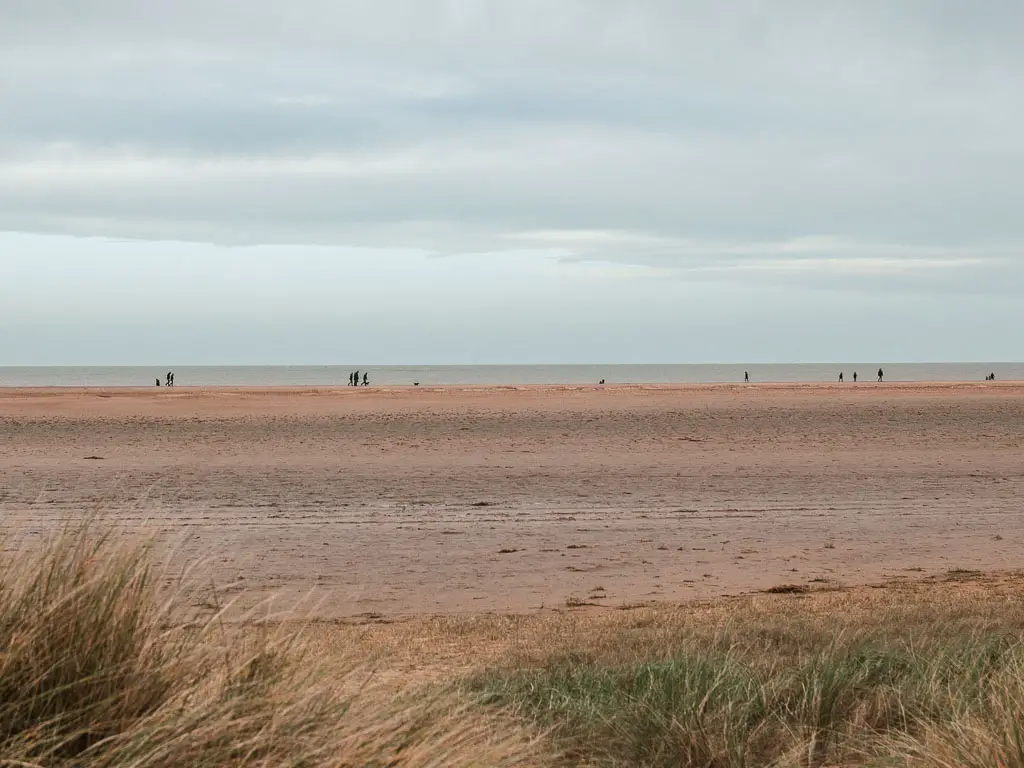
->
[2,1,1022,365]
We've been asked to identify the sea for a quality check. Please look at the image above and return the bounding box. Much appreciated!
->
[0,363,1019,388]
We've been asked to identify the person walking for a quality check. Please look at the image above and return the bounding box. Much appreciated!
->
[744,371,749,383]
[877,368,884,382]
[853,372,857,383]
[362,371,369,387]
[839,372,844,383]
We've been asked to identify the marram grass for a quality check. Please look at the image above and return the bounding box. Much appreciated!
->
[0,525,539,767]
[7,523,1024,767]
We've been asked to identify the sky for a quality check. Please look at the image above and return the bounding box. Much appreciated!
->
[1,1,1022,365]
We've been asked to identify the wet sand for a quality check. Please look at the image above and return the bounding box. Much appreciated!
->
[1,383,1022,618]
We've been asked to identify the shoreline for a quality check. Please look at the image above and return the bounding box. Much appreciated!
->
[1,379,1020,394]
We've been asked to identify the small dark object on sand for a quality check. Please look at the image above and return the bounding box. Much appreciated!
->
[763,584,809,594]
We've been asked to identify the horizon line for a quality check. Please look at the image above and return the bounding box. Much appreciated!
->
[1,361,1020,369]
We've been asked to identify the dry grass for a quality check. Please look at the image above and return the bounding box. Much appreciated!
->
[0,524,542,767]
[227,573,1024,766]
[8,522,1024,767]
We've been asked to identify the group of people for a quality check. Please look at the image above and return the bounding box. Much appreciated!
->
[837,369,883,383]
[156,371,175,387]
[745,367,997,384]
[348,370,369,387]
[742,368,886,384]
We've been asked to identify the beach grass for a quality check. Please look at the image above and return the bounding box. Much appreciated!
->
[472,595,1024,767]
[0,524,539,767]
[6,524,1024,766]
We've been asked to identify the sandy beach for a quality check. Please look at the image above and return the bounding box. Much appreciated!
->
[1,382,1021,618]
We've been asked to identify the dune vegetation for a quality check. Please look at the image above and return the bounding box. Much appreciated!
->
[4,524,1024,766]
[476,612,1024,766]
[0,525,539,767]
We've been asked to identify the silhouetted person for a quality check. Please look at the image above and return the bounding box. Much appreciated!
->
[170,372,174,387]
[362,372,369,387]
[166,372,172,387]
[839,372,844,383]
[991,372,996,381]
[156,379,161,387]
[877,368,884,382]
[354,370,360,387]
[744,371,749,383]
[853,372,857,383]
[349,372,354,386]
[599,379,606,385]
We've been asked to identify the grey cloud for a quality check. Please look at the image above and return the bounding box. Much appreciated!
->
[1,0,1023,295]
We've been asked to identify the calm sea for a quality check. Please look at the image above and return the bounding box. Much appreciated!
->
[0,364,1019,388]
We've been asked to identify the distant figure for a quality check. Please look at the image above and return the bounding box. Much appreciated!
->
[599,379,606,385]
[362,372,369,387]
[354,370,360,388]
[839,372,844,383]
[156,379,161,387]
[744,371,749,383]
[413,382,420,386]
[349,372,355,386]
[166,371,172,387]
[853,372,858,383]
[991,372,996,381]
[170,372,174,387]
[877,368,884,382]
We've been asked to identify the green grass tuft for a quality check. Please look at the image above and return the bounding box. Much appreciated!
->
[476,626,1024,766]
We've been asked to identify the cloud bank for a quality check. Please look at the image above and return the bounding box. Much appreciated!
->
[2,0,1023,292]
